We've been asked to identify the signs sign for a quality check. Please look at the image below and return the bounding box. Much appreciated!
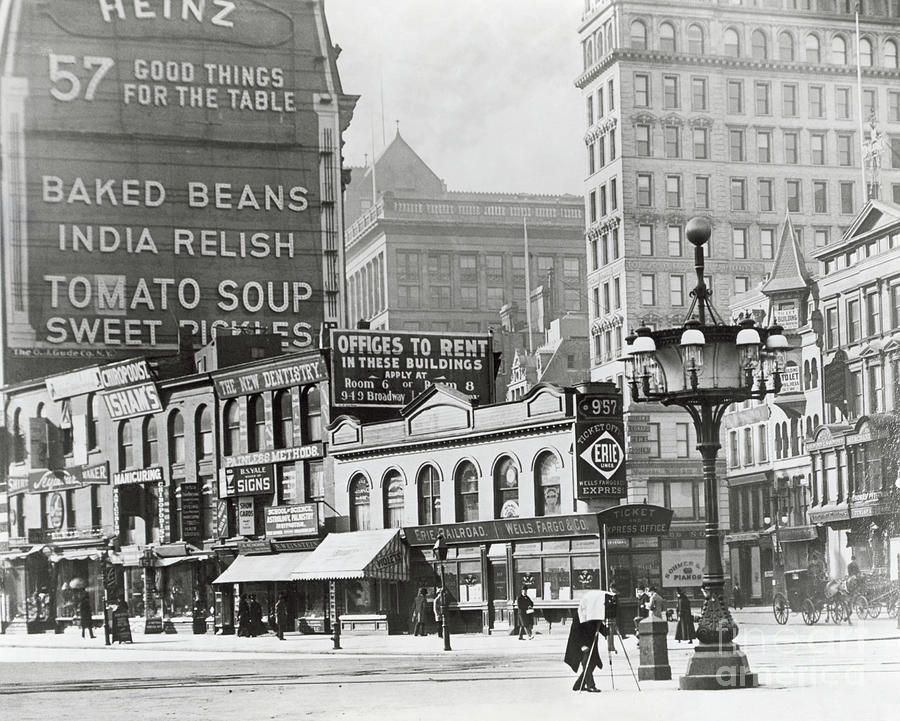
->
[265,503,318,538]
[222,444,324,469]
[329,329,494,407]
[403,513,601,547]
[237,497,256,536]
[8,463,110,495]
[222,465,275,497]
[2,0,339,383]
[661,549,706,588]
[179,483,202,543]
[113,466,164,486]
[213,352,326,398]
[598,504,673,537]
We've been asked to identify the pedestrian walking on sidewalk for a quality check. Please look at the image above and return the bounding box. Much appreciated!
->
[648,586,665,620]
[411,587,428,636]
[517,588,535,640]
[274,591,288,640]
[238,594,251,637]
[674,588,695,644]
[732,583,744,610]
[250,594,263,636]
[79,591,94,639]
[564,611,604,692]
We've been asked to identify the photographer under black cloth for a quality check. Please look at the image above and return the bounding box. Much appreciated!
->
[564,612,608,692]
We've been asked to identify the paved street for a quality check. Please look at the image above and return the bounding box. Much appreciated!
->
[1,611,898,721]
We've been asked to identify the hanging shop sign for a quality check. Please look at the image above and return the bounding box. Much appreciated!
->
[7,462,111,495]
[45,366,103,401]
[237,497,256,536]
[222,465,275,497]
[329,329,494,407]
[97,359,163,420]
[661,549,706,588]
[574,422,627,499]
[1,0,333,384]
[403,513,601,547]
[179,482,202,543]
[222,443,323,469]
[598,504,673,537]
[215,499,230,540]
[113,466,164,486]
[264,503,318,538]
[213,352,327,398]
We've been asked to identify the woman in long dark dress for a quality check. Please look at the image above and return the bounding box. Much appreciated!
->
[674,588,695,644]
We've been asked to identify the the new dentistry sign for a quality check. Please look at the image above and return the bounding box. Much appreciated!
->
[0,0,345,384]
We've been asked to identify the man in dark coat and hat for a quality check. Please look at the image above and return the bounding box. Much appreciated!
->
[564,611,606,692]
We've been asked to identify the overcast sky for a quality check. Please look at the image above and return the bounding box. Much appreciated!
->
[326,0,585,196]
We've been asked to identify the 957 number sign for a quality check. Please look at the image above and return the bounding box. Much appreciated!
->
[576,394,622,421]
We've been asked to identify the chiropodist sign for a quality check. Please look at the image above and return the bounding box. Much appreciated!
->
[0,0,336,383]
[330,329,494,407]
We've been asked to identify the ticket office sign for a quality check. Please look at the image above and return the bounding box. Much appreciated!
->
[2,0,333,382]
[574,421,627,499]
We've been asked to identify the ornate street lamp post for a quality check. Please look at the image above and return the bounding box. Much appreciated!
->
[624,217,788,690]
[432,532,451,651]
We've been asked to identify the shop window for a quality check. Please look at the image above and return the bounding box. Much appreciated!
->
[417,464,441,525]
[543,556,571,600]
[248,395,265,452]
[514,557,541,598]
[534,452,562,516]
[196,405,213,460]
[306,461,324,501]
[490,559,508,601]
[223,400,240,456]
[119,420,134,469]
[455,461,479,522]
[304,386,322,443]
[273,390,293,449]
[458,560,482,602]
[494,457,519,518]
[87,393,101,450]
[168,410,185,465]
[349,474,370,531]
[91,485,102,528]
[572,556,600,599]
[143,416,158,465]
[200,476,215,540]
[383,470,405,528]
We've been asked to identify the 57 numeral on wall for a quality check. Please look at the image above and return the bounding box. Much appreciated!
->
[48,54,115,102]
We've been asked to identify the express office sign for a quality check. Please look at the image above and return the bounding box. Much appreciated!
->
[403,513,601,547]
[597,504,673,537]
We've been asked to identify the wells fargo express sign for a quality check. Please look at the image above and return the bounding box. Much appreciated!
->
[0,0,343,382]
[330,329,494,407]
[403,513,601,547]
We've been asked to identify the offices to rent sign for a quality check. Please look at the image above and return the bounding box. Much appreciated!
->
[330,329,494,407]
[0,0,343,383]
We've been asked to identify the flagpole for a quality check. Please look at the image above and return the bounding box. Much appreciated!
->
[855,3,869,203]
[523,217,534,354]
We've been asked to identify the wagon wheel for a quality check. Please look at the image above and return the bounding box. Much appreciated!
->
[868,600,882,619]
[888,596,898,618]
[811,600,822,624]
[829,599,845,624]
[773,593,790,625]
[853,595,869,619]
[799,598,818,625]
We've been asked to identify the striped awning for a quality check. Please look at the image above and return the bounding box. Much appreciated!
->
[291,529,408,582]
[212,551,312,584]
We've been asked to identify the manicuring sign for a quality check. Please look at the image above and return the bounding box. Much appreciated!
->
[575,422,627,499]
[598,504,673,537]
[265,503,318,538]
[113,466,164,486]
[330,329,493,407]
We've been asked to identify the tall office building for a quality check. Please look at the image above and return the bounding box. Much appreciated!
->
[576,0,900,592]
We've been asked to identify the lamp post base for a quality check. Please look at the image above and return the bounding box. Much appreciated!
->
[678,643,758,690]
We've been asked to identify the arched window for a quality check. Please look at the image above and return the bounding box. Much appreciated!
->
[168,410,184,464]
[350,474,370,531]
[779,32,795,61]
[813,413,819,429]
[860,37,873,67]
[885,40,898,69]
[687,24,704,54]
[534,452,562,516]
[223,399,239,456]
[751,29,768,60]
[494,457,519,518]
[803,360,811,390]
[790,418,799,456]
[35,402,44,418]
[248,394,265,452]
[143,416,158,465]
[273,390,293,449]
[12,408,25,463]
[455,461,479,522]
[584,38,594,69]
[781,422,790,457]
[774,424,782,460]
[383,470,405,528]
[630,20,647,50]
[806,417,813,438]
[724,28,740,57]
[811,358,819,387]
[659,22,676,53]
[304,386,322,443]
[119,420,133,468]
[831,35,847,64]
[417,465,441,524]
[805,34,820,63]
[87,393,101,450]
[196,405,212,460]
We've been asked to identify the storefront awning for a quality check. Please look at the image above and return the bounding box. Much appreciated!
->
[212,551,312,584]
[0,545,47,562]
[50,548,103,562]
[291,529,408,582]
[155,554,211,568]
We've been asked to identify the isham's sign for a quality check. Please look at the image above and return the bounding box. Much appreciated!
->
[0,0,341,382]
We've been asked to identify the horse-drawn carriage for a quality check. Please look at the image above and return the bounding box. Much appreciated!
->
[772,568,853,625]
